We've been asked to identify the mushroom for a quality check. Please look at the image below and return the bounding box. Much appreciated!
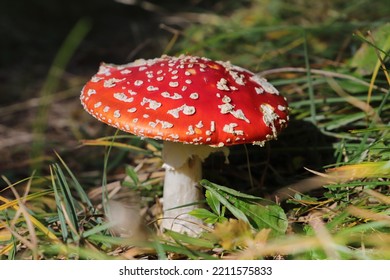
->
[80,55,289,235]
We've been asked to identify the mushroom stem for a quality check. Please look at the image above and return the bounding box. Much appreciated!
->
[162,155,203,234]
[161,141,205,235]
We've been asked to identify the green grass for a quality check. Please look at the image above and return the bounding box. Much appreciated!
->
[1,0,389,260]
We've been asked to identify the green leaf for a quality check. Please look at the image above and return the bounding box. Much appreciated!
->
[82,222,116,239]
[55,151,94,210]
[200,179,266,201]
[55,165,79,224]
[125,165,139,186]
[200,179,287,236]
[205,190,221,215]
[52,163,80,240]
[189,208,220,224]
[189,208,217,220]
[164,230,215,249]
[50,166,68,241]
[202,185,250,224]
[226,195,287,236]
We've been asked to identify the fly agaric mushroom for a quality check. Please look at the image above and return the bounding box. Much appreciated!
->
[80,54,289,235]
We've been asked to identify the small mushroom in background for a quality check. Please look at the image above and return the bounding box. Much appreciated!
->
[80,55,289,235]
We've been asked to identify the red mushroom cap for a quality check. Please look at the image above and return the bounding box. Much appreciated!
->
[80,55,289,147]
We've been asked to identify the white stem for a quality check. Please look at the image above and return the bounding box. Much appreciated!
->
[162,154,203,234]
[161,141,204,235]
[160,141,230,235]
